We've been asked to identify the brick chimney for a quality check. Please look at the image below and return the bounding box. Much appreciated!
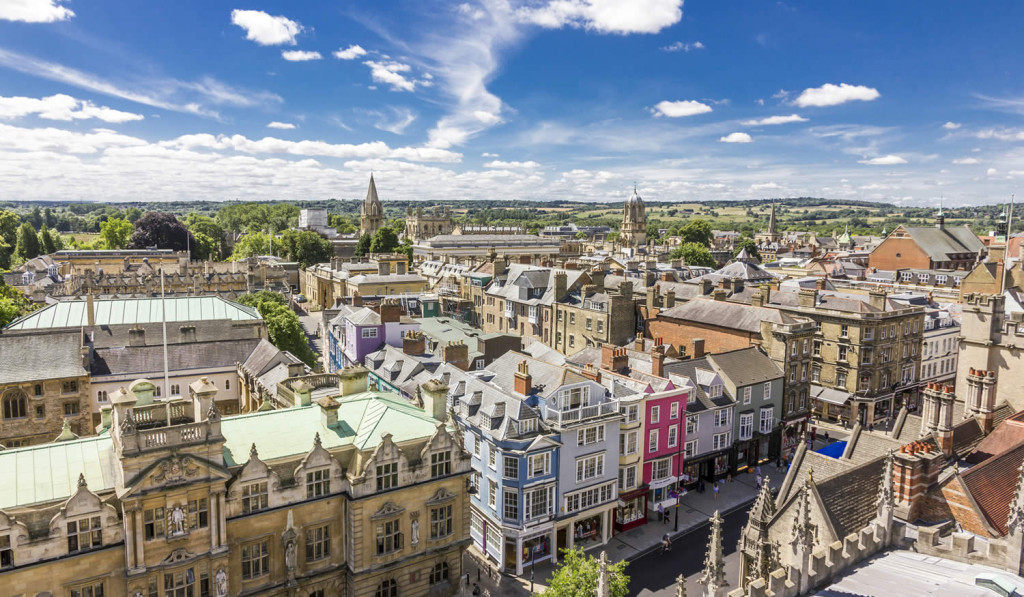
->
[403,330,427,355]
[554,272,568,301]
[493,256,507,277]
[86,293,95,326]
[719,278,732,291]
[797,288,817,308]
[699,278,712,295]
[665,290,676,309]
[815,278,827,291]
[661,272,674,282]
[651,344,665,377]
[128,326,146,346]
[617,280,633,298]
[966,368,998,433]
[442,341,470,371]
[634,337,645,350]
[751,290,765,308]
[377,299,402,323]
[711,289,727,302]
[352,291,363,307]
[579,363,602,383]
[893,440,945,521]
[692,338,706,359]
[514,360,532,395]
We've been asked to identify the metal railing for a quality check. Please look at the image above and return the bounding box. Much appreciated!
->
[545,400,619,426]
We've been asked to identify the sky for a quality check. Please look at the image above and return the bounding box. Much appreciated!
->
[1,0,1023,206]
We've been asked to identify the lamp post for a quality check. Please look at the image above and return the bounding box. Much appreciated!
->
[529,545,536,593]
[673,417,683,532]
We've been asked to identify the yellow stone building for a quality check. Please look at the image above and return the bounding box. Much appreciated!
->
[0,366,472,597]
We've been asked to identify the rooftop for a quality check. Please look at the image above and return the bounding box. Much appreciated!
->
[5,296,261,330]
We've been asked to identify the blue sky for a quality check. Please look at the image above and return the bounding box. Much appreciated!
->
[1,0,1023,205]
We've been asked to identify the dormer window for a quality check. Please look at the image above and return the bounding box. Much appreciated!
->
[709,384,723,398]
[376,462,398,490]
[67,516,102,553]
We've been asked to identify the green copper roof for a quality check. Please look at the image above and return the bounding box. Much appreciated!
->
[0,435,118,510]
[5,296,260,330]
[220,391,442,466]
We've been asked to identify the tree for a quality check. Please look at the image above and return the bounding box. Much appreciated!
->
[679,219,713,247]
[38,225,57,254]
[354,233,372,257]
[124,206,143,223]
[369,227,399,254]
[14,223,40,261]
[236,291,317,367]
[733,238,761,262]
[671,242,717,267]
[539,548,629,597]
[279,230,335,268]
[100,217,134,250]
[0,210,19,247]
[128,211,195,251]
[229,232,280,261]
[0,240,12,271]
[183,214,226,260]
[0,281,36,327]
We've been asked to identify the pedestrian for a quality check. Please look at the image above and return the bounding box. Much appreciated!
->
[776,457,782,472]
[473,583,481,596]
[727,472,733,483]
[657,502,664,522]
[698,479,705,494]
[756,474,763,489]
[664,504,670,525]
[755,465,762,477]
[824,431,830,443]
[663,533,672,553]
[713,482,720,501]
[869,423,874,432]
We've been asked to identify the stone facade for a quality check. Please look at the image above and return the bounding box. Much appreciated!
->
[404,206,454,242]
[360,174,386,238]
[619,188,647,248]
[957,293,1024,412]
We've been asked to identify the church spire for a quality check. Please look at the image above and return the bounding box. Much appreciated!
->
[360,173,385,237]
[698,510,728,597]
[768,201,778,235]
[365,173,380,207]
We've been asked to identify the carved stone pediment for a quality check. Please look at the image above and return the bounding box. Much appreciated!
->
[154,455,200,485]
[123,453,230,497]
[371,501,405,520]
[426,487,457,506]
[162,547,196,564]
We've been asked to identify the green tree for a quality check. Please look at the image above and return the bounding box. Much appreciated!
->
[369,227,399,254]
[183,214,227,260]
[0,210,19,246]
[100,217,134,250]
[0,281,36,327]
[38,224,57,254]
[279,230,335,268]
[679,219,713,247]
[733,238,761,262]
[236,291,317,367]
[354,233,372,257]
[671,242,716,267]
[0,240,12,270]
[15,223,40,261]
[229,232,281,261]
[539,548,629,597]
[124,206,143,223]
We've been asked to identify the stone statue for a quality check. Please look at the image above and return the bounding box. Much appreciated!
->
[285,540,297,573]
[215,568,228,597]
[411,518,420,544]
[169,505,186,535]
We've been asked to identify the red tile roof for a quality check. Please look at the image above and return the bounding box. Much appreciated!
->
[961,440,1024,536]
[966,410,1024,465]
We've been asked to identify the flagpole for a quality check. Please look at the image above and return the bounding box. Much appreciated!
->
[161,267,171,425]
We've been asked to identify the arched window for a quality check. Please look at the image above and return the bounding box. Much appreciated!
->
[430,561,449,585]
[3,390,27,420]
[154,386,161,397]
[225,379,231,390]
[375,579,397,597]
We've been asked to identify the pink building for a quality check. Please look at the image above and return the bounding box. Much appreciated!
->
[642,378,693,515]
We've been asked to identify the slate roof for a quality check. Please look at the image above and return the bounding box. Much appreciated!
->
[0,331,87,384]
[488,351,587,397]
[901,225,987,262]
[960,441,1024,536]
[5,296,260,330]
[664,357,732,414]
[659,298,803,333]
[815,456,886,538]
[487,265,587,307]
[240,338,294,378]
[347,274,426,285]
[91,338,261,376]
[707,347,783,387]
[365,344,442,397]
[444,363,542,442]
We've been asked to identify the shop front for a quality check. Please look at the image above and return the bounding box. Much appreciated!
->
[782,416,809,455]
[555,505,615,555]
[680,450,730,488]
[614,486,648,532]
[573,515,603,549]
[504,527,555,575]
[810,384,852,425]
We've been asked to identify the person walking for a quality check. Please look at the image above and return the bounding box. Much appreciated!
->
[663,533,672,553]
[657,502,664,523]
[756,474,763,490]
[713,482,720,501]
[755,465,762,478]
[664,503,670,525]
[776,457,783,472]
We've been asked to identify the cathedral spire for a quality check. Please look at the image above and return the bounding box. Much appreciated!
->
[698,510,728,597]
[360,173,385,237]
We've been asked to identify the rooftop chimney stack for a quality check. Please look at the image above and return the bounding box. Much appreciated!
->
[514,361,532,395]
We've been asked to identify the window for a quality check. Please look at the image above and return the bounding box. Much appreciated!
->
[815,321,822,333]
[144,507,165,540]
[714,409,729,428]
[307,469,331,497]
[375,520,402,555]
[431,561,450,586]
[502,490,519,521]
[863,348,873,365]
[242,482,268,514]
[376,579,398,597]
[648,428,659,453]
[503,456,518,479]
[684,440,697,458]
[650,405,660,424]
[586,318,592,330]
[529,452,551,477]
[170,384,180,395]
[35,405,44,419]
[154,386,161,397]
[713,432,730,451]
[431,451,452,478]
[651,459,671,481]
[760,408,774,434]
[577,425,605,446]
[488,484,496,508]
[569,313,575,325]
[98,390,108,402]
[670,401,680,420]
[563,482,615,513]
[67,516,102,553]
[64,402,80,416]
[668,425,678,448]
[620,404,640,423]
[70,581,105,597]
[836,371,848,388]
[0,535,10,569]
[813,340,821,356]
[576,453,604,482]
[362,327,379,338]
[488,446,497,469]
[376,463,398,491]
[597,320,604,333]
[33,384,42,396]
[164,569,196,597]
[791,342,797,357]
[763,382,772,401]
[242,540,270,579]
[812,366,821,382]
[686,416,697,434]
[526,486,554,520]
[225,379,230,390]
[432,504,454,538]
[900,271,913,282]
[188,498,209,530]
[864,327,874,341]
[618,465,637,491]
[739,413,753,440]
[840,324,849,338]
[569,335,575,348]
[838,346,848,361]
[619,430,638,456]
[62,380,78,393]
[2,390,27,419]
[709,384,723,398]
[742,387,751,404]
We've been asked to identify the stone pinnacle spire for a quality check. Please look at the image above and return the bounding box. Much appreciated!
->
[876,450,895,521]
[596,551,611,597]
[674,574,687,597]
[792,475,816,551]
[1007,461,1024,536]
[698,510,728,597]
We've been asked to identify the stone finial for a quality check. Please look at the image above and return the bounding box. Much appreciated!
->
[1007,462,1024,536]
[596,551,611,597]
[698,510,728,596]
[119,409,136,434]
[877,450,895,518]
[792,478,816,551]
[675,574,687,597]
[77,473,87,488]
[313,432,322,448]
[250,443,259,460]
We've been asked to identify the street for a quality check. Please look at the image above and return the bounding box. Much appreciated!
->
[298,308,323,359]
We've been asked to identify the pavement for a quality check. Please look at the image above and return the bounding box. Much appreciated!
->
[298,309,323,360]
[461,472,763,596]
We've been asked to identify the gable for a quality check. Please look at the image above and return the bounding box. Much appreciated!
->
[122,454,231,498]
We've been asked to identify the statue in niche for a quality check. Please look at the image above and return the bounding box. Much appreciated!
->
[411,517,420,544]
[215,568,228,597]
[169,505,186,535]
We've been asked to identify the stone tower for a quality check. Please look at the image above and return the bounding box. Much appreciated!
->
[738,476,778,588]
[360,174,385,238]
[619,186,647,248]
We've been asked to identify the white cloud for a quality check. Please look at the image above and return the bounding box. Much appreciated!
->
[661,41,704,52]
[483,160,540,169]
[0,94,144,123]
[650,100,712,118]
[361,106,418,135]
[794,83,880,107]
[281,50,322,61]
[741,113,807,126]
[988,168,999,175]
[266,121,295,130]
[976,128,1024,141]
[481,152,499,157]
[952,157,979,165]
[230,9,302,46]
[719,132,753,143]
[517,0,684,34]
[160,131,461,163]
[0,123,146,154]
[363,61,423,92]
[942,121,961,130]
[858,155,907,165]
[333,45,367,60]
[0,0,73,22]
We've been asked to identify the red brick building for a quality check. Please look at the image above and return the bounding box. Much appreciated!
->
[869,220,986,272]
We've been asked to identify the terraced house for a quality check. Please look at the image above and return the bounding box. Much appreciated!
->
[444,352,621,575]
[0,367,472,597]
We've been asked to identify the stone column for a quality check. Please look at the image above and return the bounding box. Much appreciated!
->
[550,528,558,564]
[210,491,220,551]
[218,491,228,547]
[123,505,137,571]
[602,508,611,544]
[133,508,145,570]
[515,536,524,576]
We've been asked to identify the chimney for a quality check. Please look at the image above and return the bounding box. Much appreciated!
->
[868,290,887,311]
[661,272,674,282]
[377,299,402,323]
[318,396,340,428]
[601,343,615,371]
[179,325,197,343]
[670,259,682,268]
[128,326,146,346]
[493,257,508,277]
[442,341,470,371]
[339,365,369,396]
[514,360,532,395]
[718,278,732,291]
[711,289,727,302]
[966,368,999,433]
[651,345,665,377]
[580,363,602,383]
[378,261,389,275]
[635,337,645,351]
[420,378,449,421]
[396,260,407,275]
[815,278,827,291]
[699,278,712,295]
[582,284,598,297]
[590,269,606,288]
[352,291,363,307]
[86,293,95,326]
[188,377,219,423]
[893,441,944,521]
[692,338,706,359]
[644,270,655,287]
[287,361,306,378]
[292,380,313,407]
[403,330,426,355]
[665,290,676,309]
[797,288,817,308]
[618,280,633,298]
[554,272,568,301]
[518,255,532,265]
[751,290,765,308]
[646,287,659,311]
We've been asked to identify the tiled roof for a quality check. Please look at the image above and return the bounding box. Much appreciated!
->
[707,347,783,387]
[5,296,260,330]
[966,408,1024,465]
[0,331,87,384]
[960,441,1024,536]
[815,456,886,537]
[902,225,987,262]
[659,298,799,333]
[91,338,261,376]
